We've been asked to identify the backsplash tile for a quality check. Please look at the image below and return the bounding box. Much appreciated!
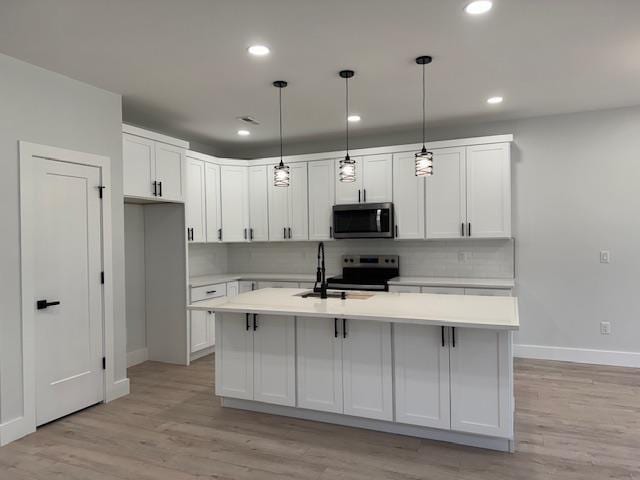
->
[188,243,229,277]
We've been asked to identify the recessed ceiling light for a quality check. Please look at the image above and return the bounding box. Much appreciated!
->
[487,96,503,104]
[248,45,270,56]
[347,115,361,123]
[465,1,493,15]
[237,129,251,136]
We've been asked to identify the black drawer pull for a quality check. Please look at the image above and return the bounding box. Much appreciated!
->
[245,313,250,331]
[334,318,338,338]
[441,326,445,347]
[205,290,216,294]
[452,327,456,348]
[37,299,60,310]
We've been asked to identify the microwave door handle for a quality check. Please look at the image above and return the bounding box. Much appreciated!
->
[376,209,382,232]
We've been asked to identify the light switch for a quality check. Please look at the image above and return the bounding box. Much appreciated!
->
[600,250,610,263]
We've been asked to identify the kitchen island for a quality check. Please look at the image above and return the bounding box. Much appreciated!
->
[189,288,519,451]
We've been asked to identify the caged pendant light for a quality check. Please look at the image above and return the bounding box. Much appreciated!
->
[415,56,434,176]
[273,80,290,187]
[338,69,356,182]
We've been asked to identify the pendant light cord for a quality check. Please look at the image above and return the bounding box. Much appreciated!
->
[279,86,284,164]
[422,62,426,148]
[345,76,349,155]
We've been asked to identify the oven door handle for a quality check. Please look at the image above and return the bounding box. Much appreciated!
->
[376,209,382,232]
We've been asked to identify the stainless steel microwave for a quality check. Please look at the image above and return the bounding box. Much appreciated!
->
[332,203,395,239]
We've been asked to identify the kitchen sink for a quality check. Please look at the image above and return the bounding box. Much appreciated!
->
[296,291,374,300]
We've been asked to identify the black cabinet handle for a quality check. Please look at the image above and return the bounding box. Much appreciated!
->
[37,299,60,310]
[243,228,247,240]
[358,189,361,203]
[283,227,286,239]
[395,225,399,238]
[329,226,333,238]
[468,223,471,237]
[152,181,157,196]
[288,227,291,239]
[363,189,366,202]
[334,318,338,338]
[441,326,445,347]
[253,314,258,331]
[218,228,222,241]
[452,327,456,348]
[205,290,216,294]
[342,318,348,338]
[461,223,465,237]
[245,313,250,331]
[158,181,163,197]
[250,228,254,240]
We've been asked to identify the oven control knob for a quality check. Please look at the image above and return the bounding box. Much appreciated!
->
[344,259,348,263]
[391,259,396,263]
[385,259,389,263]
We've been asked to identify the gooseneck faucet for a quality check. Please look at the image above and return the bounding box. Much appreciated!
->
[314,242,328,299]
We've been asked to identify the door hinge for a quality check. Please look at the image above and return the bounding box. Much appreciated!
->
[101,271,105,284]
[97,185,106,198]
[102,357,106,370]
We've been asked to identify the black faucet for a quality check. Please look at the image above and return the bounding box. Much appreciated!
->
[314,242,328,299]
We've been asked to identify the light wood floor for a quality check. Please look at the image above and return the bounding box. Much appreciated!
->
[1,356,638,479]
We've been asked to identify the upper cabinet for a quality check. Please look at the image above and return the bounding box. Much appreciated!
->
[393,152,425,239]
[220,165,249,242]
[122,125,187,202]
[204,162,222,242]
[185,156,206,243]
[308,159,336,240]
[248,165,270,242]
[335,154,392,205]
[268,162,308,241]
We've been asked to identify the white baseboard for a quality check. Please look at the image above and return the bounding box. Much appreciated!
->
[127,347,149,367]
[0,416,35,447]
[106,378,130,402]
[514,344,640,368]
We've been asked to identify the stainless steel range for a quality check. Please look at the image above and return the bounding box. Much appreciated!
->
[326,255,399,292]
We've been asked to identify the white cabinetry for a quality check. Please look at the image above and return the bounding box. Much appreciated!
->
[393,152,425,239]
[204,162,222,242]
[216,313,254,400]
[190,310,210,352]
[189,282,227,355]
[426,147,467,239]
[123,132,185,202]
[394,324,450,429]
[185,156,206,243]
[268,162,308,241]
[220,165,249,242]
[239,281,256,293]
[308,159,336,240]
[248,165,270,241]
[335,154,392,205]
[450,328,512,437]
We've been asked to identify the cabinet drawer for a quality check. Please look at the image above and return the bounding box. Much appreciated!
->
[191,283,227,302]
[464,288,512,296]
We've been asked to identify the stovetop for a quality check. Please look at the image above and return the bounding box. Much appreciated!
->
[326,255,399,291]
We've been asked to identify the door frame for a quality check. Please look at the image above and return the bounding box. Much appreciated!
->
[17,141,115,440]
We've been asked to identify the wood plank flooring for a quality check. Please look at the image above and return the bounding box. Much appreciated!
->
[1,356,638,479]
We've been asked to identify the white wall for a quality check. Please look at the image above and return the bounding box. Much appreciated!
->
[0,53,126,424]
[188,243,229,277]
[124,205,146,354]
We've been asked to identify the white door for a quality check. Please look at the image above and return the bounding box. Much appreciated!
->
[248,165,270,241]
[122,133,155,198]
[394,324,450,429]
[362,154,392,203]
[154,142,184,202]
[335,157,363,204]
[220,165,249,242]
[215,313,253,400]
[425,147,467,239]
[268,165,289,241]
[450,328,512,437]
[185,157,206,242]
[308,159,336,240]
[252,314,296,406]
[342,320,393,421]
[204,162,222,242]
[392,152,425,239]
[466,143,511,238]
[288,162,309,241]
[297,317,343,413]
[34,159,104,425]
[190,310,209,352]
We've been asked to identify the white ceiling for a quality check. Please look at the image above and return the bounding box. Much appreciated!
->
[1,0,639,156]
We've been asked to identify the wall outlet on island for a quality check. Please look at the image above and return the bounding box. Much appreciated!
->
[600,250,610,263]
[600,321,611,335]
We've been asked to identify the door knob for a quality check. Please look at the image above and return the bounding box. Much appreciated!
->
[37,299,60,310]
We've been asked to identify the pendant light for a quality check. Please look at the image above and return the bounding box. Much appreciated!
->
[273,80,290,187]
[415,56,434,176]
[338,69,356,182]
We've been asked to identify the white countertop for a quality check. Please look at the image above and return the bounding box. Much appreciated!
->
[189,288,519,330]
[388,276,515,289]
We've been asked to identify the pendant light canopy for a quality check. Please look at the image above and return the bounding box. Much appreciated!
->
[273,80,290,187]
[338,69,356,183]
[415,56,434,176]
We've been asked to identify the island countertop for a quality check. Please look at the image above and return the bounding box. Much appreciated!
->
[188,288,519,330]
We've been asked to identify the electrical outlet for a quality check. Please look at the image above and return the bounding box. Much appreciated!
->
[600,250,610,263]
[600,321,611,335]
[458,251,471,263]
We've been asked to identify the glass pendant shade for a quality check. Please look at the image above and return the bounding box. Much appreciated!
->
[339,155,356,183]
[415,147,433,177]
[274,160,290,187]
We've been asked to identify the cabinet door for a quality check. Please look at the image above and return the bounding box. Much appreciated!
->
[394,324,450,429]
[206,311,215,347]
[392,152,425,239]
[190,310,209,353]
[215,313,253,400]
[185,157,206,242]
[204,162,222,242]
[268,164,290,241]
[248,165,270,241]
[123,134,155,198]
[154,142,184,201]
[227,281,239,297]
[335,157,363,204]
[252,314,296,406]
[362,154,393,203]
[297,317,343,413]
[220,165,249,242]
[288,162,309,241]
[425,147,466,239]
[450,328,512,438]
[308,159,335,240]
[342,320,393,421]
[238,281,256,293]
[466,143,511,238]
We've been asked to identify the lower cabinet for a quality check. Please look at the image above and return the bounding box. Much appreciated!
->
[190,310,211,353]
[216,313,254,400]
